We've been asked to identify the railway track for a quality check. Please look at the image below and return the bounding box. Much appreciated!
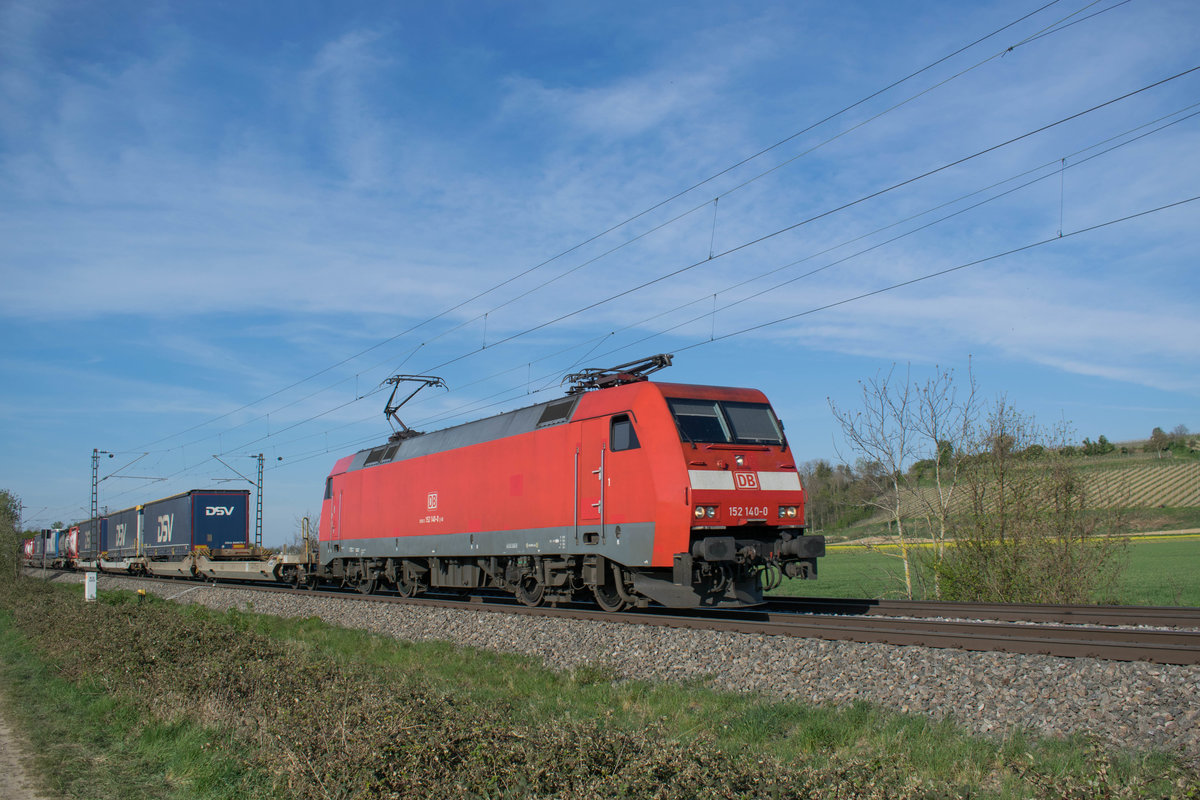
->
[45,570,1200,667]
[761,595,1200,628]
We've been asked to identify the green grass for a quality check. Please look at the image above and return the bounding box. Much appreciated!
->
[0,607,271,800]
[775,534,1200,605]
[1113,535,1200,606]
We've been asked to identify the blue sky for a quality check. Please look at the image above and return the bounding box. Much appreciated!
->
[2,0,1197,542]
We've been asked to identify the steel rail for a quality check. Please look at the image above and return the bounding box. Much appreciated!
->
[763,596,1200,628]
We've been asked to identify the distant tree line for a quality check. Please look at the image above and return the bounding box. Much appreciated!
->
[1,489,21,584]
[1146,425,1195,458]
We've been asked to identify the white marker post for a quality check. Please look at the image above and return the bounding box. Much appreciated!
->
[84,571,97,602]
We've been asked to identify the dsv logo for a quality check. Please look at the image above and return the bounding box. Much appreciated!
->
[205,506,236,516]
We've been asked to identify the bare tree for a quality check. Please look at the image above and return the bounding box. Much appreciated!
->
[830,366,918,597]
[279,512,319,554]
[830,364,978,599]
[909,364,978,597]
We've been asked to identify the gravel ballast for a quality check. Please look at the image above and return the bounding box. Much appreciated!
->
[53,572,1200,764]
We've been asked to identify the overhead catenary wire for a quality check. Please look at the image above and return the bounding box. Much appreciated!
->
[125,0,1092,457]
[621,105,1200,348]
[678,195,1200,350]
[278,167,1199,471]
[408,108,1200,429]
[357,0,1132,380]
[371,64,1199,376]
[125,11,1139,485]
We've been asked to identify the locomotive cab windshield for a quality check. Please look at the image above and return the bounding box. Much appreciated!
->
[667,398,785,446]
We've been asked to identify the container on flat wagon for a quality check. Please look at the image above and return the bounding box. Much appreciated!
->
[106,506,142,560]
[43,530,58,559]
[76,517,107,561]
[142,490,250,558]
[62,526,79,560]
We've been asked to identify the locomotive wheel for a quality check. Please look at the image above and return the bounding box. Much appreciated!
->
[395,571,422,598]
[515,575,545,607]
[357,576,377,595]
[592,582,628,612]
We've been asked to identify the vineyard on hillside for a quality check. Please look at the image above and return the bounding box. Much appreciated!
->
[1086,460,1200,508]
[874,458,1200,523]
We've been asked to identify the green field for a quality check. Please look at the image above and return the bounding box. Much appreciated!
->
[774,534,1200,605]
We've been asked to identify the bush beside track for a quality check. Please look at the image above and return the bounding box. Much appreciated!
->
[2,578,1198,799]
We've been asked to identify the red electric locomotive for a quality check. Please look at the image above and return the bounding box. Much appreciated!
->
[319,356,824,608]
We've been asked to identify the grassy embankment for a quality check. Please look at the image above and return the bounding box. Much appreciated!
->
[775,534,1200,605]
[2,577,1196,799]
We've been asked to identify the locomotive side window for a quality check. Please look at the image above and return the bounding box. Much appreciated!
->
[324,477,333,500]
[667,398,784,446]
[537,398,578,427]
[611,415,640,451]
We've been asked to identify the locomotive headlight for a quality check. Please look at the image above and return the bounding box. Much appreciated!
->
[779,506,798,518]
[706,506,717,518]
[735,455,745,467]
[694,506,706,519]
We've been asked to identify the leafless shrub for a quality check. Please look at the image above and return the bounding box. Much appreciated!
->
[936,401,1127,604]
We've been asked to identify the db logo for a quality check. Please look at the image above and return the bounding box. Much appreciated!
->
[733,472,760,490]
[427,492,438,510]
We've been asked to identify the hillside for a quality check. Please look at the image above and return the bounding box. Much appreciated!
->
[830,447,1200,537]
